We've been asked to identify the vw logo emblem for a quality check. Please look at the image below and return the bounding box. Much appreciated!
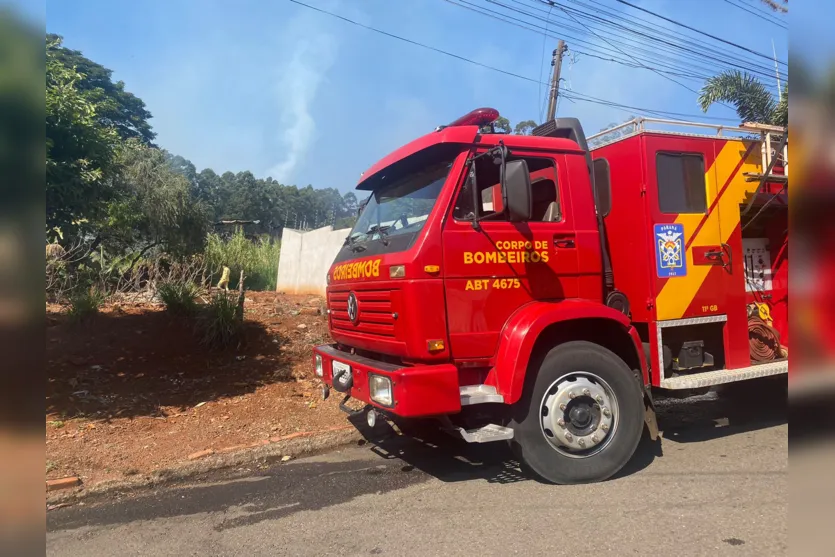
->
[347,292,359,324]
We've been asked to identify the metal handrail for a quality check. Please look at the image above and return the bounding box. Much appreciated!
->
[587,116,765,142]
[587,117,788,178]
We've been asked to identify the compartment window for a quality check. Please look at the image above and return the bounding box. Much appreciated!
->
[657,153,707,214]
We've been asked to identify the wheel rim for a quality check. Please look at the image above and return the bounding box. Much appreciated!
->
[539,372,619,459]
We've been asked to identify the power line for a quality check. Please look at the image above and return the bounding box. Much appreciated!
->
[549,2,755,116]
[456,0,749,85]
[548,1,713,99]
[722,0,787,29]
[445,0,741,82]
[472,0,785,87]
[286,0,741,124]
[511,0,777,75]
[516,0,785,81]
[563,0,777,74]
[506,0,730,76]
[562,90,739,121]
[286,0,542,85]
[575,51,709,80]
[615,0,788,66]
[552,0,786,79]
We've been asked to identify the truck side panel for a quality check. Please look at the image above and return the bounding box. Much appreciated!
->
[596,132,786,379]
[592,135,655,324]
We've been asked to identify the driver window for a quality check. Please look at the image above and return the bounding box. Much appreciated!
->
[453,155,560,222]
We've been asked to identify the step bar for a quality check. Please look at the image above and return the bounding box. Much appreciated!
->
[659,359,788,389]
[449,423,514,443]
[460,384,504,406]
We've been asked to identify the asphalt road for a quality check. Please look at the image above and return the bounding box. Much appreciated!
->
[47,392,787,557]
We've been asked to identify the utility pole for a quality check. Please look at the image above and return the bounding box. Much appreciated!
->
[546,40,568,121]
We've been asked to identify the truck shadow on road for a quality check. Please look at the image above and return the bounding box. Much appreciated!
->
[356,388,787,485]
[656,389,787,444]
[360,422,528,485]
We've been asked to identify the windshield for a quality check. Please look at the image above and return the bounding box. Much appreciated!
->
[347,161,452,245]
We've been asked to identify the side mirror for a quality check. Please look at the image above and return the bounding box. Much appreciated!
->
[502,159,532,222]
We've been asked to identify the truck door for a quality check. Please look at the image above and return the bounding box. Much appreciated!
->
[442,150,580,359]
[645,135,731,322]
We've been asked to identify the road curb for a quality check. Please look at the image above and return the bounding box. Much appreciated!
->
[46,425,362,506]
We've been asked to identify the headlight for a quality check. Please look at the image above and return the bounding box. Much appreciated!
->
[314,354,323,377]
[368,374,393,407]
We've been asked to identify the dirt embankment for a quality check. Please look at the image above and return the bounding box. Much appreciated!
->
[46,292,347,487]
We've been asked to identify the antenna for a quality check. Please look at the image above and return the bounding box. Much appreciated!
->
[772,39,782,101]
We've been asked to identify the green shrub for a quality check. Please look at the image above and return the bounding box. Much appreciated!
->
[204,228,280,291]
[157,280,199,315]
[67,287,106,322]
[197,291,242,348]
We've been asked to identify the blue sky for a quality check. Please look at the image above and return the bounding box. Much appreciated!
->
[38,0,792,193]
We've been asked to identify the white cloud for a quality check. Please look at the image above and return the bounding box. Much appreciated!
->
[267,13,338,183]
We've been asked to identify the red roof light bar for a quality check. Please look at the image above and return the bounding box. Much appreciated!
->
[448,107,500,128]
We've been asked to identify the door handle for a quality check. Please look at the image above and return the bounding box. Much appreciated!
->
[720,242,732,273]
[553,238,575,248]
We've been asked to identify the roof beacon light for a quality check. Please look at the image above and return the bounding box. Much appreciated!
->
[448,107,500,128]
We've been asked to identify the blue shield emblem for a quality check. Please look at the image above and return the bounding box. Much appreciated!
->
[655,223,687,278]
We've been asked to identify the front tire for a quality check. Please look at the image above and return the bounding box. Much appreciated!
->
[510,341,644,484]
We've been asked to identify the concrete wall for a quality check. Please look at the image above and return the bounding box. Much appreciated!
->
[276,225,351,295]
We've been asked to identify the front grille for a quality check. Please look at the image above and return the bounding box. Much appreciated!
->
[329,289,396,338]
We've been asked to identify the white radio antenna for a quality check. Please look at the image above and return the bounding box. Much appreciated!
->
[772,39,782,101]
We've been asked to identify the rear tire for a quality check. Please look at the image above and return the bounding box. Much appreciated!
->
[510,341,644,484]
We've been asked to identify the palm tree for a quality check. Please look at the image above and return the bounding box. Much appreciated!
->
[698,70,787,127]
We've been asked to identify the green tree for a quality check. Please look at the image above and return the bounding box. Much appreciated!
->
[101,140,208,257]
[342,192,358,215]
[47,34,155,144]
[492,116,512,134]
[167,154,198,188]
[514,120,538,135]
[698,70,787,127]
[46,35,121,238]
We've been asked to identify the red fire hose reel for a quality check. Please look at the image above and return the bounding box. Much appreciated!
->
[748,308,788,362]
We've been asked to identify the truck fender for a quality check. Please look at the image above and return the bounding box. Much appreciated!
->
[493,299,649,405]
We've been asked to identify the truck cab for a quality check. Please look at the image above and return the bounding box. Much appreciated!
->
[313,109,788,484]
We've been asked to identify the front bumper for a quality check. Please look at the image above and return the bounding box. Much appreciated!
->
[313,344,461,417]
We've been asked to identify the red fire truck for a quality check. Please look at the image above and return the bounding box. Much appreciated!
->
[312,108,788,484]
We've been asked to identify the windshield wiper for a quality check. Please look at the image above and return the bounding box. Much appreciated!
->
[343,234,366,252]
[366,224,391,246]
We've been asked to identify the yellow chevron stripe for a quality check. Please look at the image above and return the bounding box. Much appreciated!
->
[655,140,761,320]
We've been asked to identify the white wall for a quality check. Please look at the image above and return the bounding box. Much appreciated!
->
[276,225,351,295]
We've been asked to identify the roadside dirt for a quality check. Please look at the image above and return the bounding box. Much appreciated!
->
[46,292,348,487]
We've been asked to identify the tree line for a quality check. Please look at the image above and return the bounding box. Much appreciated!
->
[46,33,359,263]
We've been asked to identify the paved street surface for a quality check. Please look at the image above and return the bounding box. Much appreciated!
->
[47,392,787,557]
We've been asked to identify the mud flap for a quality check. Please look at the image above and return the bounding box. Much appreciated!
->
[644,392,659,441]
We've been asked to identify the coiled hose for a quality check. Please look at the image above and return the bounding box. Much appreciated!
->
[748,315,788,361]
